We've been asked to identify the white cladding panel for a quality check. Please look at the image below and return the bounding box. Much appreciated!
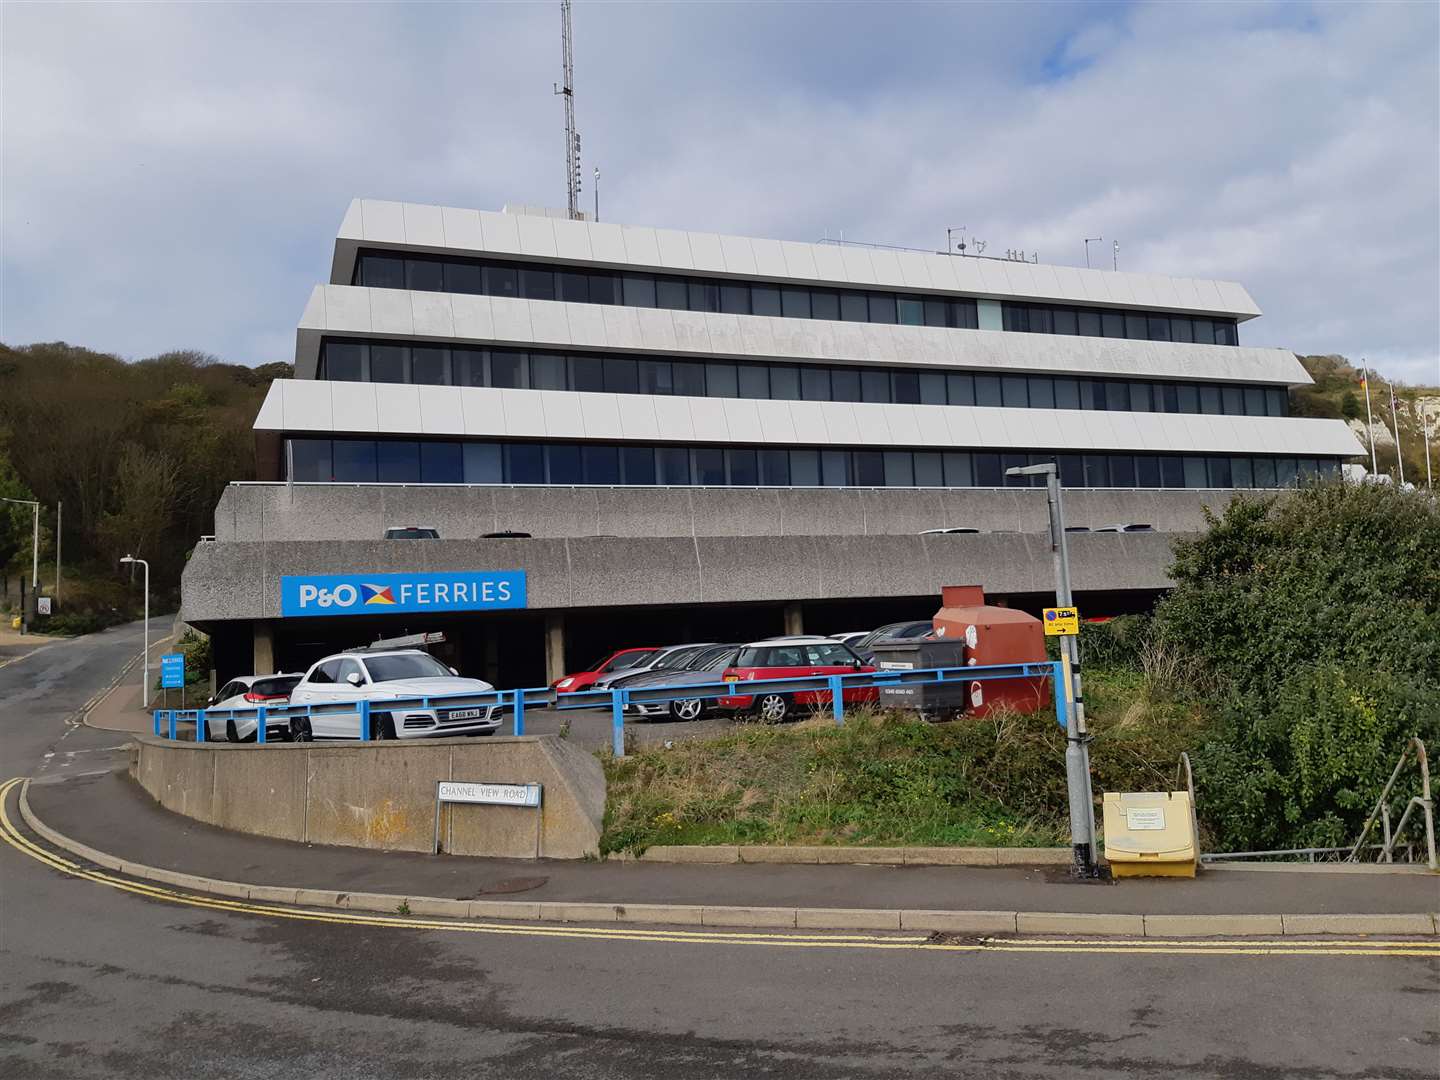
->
[328,199,1261,318]
[255,380,1363,459]
[294,285,1306,386]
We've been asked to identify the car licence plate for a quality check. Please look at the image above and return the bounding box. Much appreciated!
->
[446,708,483,721]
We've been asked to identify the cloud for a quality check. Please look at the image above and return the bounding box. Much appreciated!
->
[2,1,1436,385]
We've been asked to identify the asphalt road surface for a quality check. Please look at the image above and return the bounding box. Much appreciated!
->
[3,620,1438,1079]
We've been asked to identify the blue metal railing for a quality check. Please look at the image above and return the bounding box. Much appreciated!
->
[158,661,1063,758]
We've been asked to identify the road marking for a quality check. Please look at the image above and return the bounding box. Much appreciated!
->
[3,779,1437,958]
[0,642,60,671]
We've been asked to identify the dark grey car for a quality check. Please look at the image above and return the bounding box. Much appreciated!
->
[616,644,740,721]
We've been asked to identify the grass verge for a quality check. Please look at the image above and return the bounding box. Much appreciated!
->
[601,675,1211,856]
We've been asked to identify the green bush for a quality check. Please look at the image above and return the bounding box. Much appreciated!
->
[1156,481,1440,851]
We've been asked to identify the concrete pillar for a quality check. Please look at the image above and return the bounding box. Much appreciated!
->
[253,621,275,675]
[544,613,566,684]
[783,602,804,637]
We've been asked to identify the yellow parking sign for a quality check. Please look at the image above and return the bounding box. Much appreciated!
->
[1042,606,1079,636]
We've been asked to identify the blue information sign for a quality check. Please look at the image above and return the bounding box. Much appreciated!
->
[280,570,527,619]
[160,653,185,689]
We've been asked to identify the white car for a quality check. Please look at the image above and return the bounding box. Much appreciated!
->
[287,649,502,740]
[206,674,302,742]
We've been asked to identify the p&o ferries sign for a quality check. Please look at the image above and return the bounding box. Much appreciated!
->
[280,571,526,618]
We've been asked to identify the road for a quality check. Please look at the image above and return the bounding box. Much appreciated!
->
[2,620,1437,1079]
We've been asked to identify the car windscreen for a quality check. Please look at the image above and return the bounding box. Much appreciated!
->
[696,646,738,670]
[362,653,452,682]
[888,622,933,639]
[600,649,656,672]
[651,647,703,671]
[385,528,438,539]
[251,675,301,697]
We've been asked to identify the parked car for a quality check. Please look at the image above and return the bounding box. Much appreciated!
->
[1095,523,1155,533]
[588,643,718,691]
[552,646,659,693]
[205,674,302,742]
[383,525,439,539]
[616,644,739,721]
[716,636,876,723]
[287,648,500,740]
[919,527,980,535]
[849,620,935,661]
[831,631,869,647]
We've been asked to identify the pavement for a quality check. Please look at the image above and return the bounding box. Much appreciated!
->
[4,618,1440,1079]
[24,767,1440,921]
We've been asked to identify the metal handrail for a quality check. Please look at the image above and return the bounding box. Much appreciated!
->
[157,660,1062,758]
[1348,737,1436,871]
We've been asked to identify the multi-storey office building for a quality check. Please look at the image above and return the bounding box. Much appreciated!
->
[183,200,1361,685]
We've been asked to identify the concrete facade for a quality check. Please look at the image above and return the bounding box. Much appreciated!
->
[210,482,1239,544]
[182,530,1178,624]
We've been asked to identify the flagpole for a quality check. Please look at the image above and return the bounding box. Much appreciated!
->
[1361,365,1378,475]
[1389,380,1406,486]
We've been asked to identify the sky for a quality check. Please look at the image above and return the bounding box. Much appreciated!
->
[3,1,1438,384]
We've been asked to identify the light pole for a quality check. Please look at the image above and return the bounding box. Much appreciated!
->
[1083,236,1103,269]
[1006,462,1098,875]
[2,497,40,633]
[120,555,151,707]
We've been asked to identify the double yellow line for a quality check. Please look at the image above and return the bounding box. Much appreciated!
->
[3,778,1436,958]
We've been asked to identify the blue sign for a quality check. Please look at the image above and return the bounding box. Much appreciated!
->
[160,653,185,689]
[280,571,527,618]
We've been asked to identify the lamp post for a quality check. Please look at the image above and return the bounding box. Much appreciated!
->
[1006,462,1098,875]
[2,497,40,633]
[120,555,151,707]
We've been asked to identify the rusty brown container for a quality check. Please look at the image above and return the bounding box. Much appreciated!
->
[932,585,1051,716]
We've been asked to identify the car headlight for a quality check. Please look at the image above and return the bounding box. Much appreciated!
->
[557,677,574,688]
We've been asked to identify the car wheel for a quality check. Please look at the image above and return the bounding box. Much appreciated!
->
[478,728,497,736]
[756,693,791,724]
[225,719,240,743]
[670,698,704,721]
[373,713,396,741]
[290,717,313,742]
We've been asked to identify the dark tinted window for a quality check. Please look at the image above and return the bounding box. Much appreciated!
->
[411,347,448,385]
[781,288,811,319]
[948,373,975,406]
[484,264,517,298]
[324,343,363,382]
[506,443,545,484]
[770,365,800,400]
[751,286,782,317]
[657,447,690,484]
[290,439,331,481]
[694,448,726,485]
[370,345,406,384]
[892,371,920,404]
[333,440,377,482]
[584,444,621,484]
[604,356,638,394]
[830,367,860,402]
[570,355,604,393]
[854,451,884,486]
[491,351,527,389]
[673,362,706,397]
[655,277,688,310]
[453,349,486,387]
[975,375,1003,407]
[406,259,443,291]
[377,441,420,483]
[840,292,868,321]
[622,275,656,307]
[728,448,759,485]
[548,444,582,484]
[811,290,840,321]
[720,283,750,314]
[707,363,738,398]
[361,255,404,289]
[622,446,656,484]
[512,266,550,300]
[801,366,831,401]
[737,363,770,399]
[531,352,567,391]
[420,442,463,484]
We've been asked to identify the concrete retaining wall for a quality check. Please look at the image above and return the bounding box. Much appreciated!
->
[130,733,605,859]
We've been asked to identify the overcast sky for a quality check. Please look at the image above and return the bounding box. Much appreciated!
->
[3,1,1437,383]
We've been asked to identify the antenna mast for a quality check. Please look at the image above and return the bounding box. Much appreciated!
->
[554,0,582,220]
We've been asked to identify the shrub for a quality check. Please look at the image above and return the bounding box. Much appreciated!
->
[1157,481,1440,851]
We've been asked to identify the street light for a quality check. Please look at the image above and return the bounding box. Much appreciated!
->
[1006,462,1099,875]
[120,555,151,708]
[2,497,40,633]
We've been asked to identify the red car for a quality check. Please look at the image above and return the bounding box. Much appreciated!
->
[552,647,659,693]
[717,636,877,723]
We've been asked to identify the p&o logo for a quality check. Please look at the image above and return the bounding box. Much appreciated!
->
[296,583,360,610]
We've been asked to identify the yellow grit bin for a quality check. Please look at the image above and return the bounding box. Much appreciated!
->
[1102,790,1199,878]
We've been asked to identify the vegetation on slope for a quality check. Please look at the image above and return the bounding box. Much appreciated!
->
[0,342,290,625]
